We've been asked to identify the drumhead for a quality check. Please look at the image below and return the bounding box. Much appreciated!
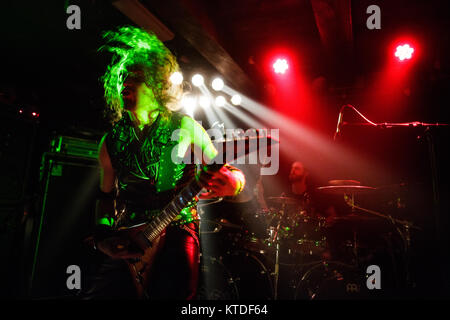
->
[294,261,370,300]
[197,250,273,300]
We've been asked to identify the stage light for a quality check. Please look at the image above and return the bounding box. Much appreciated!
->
[192,74,204,87]
[273,58,289,74]
[231,94,242,106]
[169,71,183,85]
[215,96,226,107]
[395,44,414,61]
[211,78,224,91]
[198,95,211,109]
[181,95,196,116]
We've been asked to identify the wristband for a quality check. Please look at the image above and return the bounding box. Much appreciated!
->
[232,172,246,196]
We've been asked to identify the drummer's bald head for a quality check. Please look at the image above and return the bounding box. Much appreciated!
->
[289,161,308,182]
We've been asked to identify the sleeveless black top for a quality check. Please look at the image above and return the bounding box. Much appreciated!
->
[104,111,198,228]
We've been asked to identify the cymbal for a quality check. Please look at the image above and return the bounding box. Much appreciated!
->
[268,196,301,205]
[328,180,361,186]
[316,185,376,195]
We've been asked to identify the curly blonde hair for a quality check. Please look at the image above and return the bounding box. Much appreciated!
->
[99,26,183,123]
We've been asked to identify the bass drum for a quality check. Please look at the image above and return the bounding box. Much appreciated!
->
[197,250,273,300]
[294,261,371,300]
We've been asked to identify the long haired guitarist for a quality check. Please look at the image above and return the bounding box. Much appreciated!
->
[82,26,245,299]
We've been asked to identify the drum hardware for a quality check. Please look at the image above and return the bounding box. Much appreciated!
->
[269,202,287,300]
[197,250,273,300]
[199,219,244,235]
[293,260,364,300]
[342,193,420,287]
[198,197,224,207]
[261,198,329,299]
[267,196,301,205]
[199,179,420,299]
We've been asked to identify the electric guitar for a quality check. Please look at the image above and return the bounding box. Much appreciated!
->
[90,135,276,298]
[104,163,222,298]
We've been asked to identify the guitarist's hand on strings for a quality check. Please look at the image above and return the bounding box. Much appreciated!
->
[97,236,144,260]
[198,166,245,200]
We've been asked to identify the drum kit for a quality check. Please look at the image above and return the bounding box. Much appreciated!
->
[197,180,420,300]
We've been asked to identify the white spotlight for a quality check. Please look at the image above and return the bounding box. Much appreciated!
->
[198,95,211,109]
[181,95,196,116]
[215,96,226,107]
[231,94,242,106]
[191,74,204,87]
[169,71,183,85]
[211,78,224,91]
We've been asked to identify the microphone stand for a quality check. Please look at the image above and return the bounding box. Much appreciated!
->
[333,105,448,288]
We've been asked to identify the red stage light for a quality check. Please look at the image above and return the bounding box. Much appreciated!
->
[273,58,289,74]
[395,44,414,61]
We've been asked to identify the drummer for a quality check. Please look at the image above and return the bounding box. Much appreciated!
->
[263,161,315,212]
[288,161,311,202]
[260,161,334,255]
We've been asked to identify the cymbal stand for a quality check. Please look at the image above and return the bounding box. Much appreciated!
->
[270,202,285,300]
[344,193,359,265]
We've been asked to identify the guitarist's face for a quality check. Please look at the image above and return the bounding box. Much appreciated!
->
[123,78,159,115]
[122,76,140,109]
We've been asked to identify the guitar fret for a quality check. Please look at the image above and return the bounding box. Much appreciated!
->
[170,202,181,215]
[140,164,224,243]
[173,202,184,212]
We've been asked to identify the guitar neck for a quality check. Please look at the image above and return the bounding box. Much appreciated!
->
[142,163,223,242]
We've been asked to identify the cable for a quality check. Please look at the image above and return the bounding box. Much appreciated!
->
[344,104,378,126]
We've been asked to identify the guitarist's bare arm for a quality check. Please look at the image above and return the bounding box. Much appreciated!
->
[179,116,246,199]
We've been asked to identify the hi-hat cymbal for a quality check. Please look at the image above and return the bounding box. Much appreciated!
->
[268,196,301,205]
[316,185,376,195]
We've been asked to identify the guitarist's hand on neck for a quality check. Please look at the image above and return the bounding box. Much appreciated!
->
[198,165,245,200]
